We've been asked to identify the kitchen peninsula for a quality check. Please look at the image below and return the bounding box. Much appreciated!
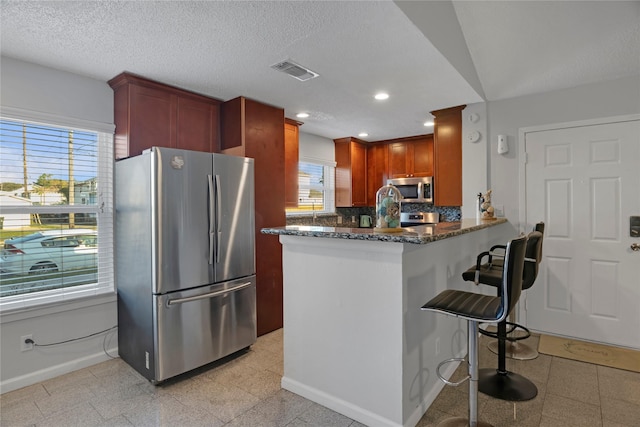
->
[262,219,512,427]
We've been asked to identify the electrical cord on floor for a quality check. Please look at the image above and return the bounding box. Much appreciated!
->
[25,325,119,359]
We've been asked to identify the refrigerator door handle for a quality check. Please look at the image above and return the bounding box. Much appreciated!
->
[167,281,253,306]
[208,174,215,265]
[215,174,222,263]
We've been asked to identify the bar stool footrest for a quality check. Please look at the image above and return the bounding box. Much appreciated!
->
[504,322,532,342]
[436,358,469,387]
[479,322,518,339]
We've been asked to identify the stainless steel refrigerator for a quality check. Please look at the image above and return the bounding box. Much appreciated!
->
[115,147,256,383]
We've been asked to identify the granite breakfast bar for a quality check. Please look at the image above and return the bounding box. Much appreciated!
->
[262,219,512,427]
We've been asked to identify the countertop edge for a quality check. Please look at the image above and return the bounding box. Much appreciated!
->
[261,218,508,244]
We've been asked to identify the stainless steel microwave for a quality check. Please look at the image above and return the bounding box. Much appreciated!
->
[387,177,433,204]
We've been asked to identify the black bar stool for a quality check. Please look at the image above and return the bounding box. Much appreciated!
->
[421,235,527,427]
[483,223,545,361]
[461,225,544,402]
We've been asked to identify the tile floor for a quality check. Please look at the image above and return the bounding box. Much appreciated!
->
[1,328,639,426]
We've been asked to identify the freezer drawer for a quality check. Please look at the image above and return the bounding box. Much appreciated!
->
[153,276,256,382]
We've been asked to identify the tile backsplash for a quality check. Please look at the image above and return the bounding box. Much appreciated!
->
[286,204,461,227]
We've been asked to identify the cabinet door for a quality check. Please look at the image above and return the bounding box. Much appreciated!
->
[350,142,367,206]
[367,144,388,206]
[176,96,218,152]
[129,85,175,156]
[335,138,367,207]
[411,136,434,177]
[388,142,410,178]
[284,122,299,208]
[432,106,464,206]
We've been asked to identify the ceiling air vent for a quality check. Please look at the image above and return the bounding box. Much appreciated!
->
[271,60,319,82]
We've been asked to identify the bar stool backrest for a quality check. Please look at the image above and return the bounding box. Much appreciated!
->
[500,234,528,322]
[522,230,544,290]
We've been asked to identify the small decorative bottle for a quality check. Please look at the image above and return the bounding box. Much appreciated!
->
[375,184,402,232]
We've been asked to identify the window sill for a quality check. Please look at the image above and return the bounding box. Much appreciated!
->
[0,292,116,324]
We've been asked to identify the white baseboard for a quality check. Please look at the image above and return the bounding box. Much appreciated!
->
[0,347,119,394]
[282,354,463,427]
[282,376,401,427]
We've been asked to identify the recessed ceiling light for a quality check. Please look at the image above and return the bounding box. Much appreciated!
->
[358,132,369,137]
[296,112,309,118]
[374,92,389,100]
[423,121,434,127]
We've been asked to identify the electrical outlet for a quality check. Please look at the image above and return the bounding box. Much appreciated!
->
[21,334,33,352]
[494,204,504,217]
[337,216,343,224]
[435,337,440,355]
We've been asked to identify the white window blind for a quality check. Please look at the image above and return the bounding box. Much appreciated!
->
[0,117,114,311]
[287,159,335,215]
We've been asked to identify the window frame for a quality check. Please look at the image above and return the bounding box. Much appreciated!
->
[0,108,115,314]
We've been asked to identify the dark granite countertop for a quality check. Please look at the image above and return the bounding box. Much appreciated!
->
[261,218,508,245]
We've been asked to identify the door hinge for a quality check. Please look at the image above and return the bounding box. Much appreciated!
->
[523,152,529,164]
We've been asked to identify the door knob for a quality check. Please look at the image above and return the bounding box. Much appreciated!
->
[632,243,640,251]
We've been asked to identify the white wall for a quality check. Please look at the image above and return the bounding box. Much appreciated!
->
[0,56,117,393]
[461,102,488,218]
[1,56,113,124]
[485,75,640,227]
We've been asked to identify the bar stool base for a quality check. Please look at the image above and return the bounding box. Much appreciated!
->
[437,417,493,427]
[478,368,538,401]
[487,341,539,360]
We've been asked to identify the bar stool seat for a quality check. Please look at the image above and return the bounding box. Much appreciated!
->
[422,235,527,427]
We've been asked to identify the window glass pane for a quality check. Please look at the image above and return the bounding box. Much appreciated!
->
[0,118,111,305]
[0,121,98,207]
[0,222,98,297]
[298,162,325,211]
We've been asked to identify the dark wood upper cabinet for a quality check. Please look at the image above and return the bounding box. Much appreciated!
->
[431,105,465,207]
[284,119,300,209]
[335,137,367,207]
[388,135,434,178]
[176,96,220,153]
[109,72,221,158]
[412,136,434,177]
[366,144,389,206]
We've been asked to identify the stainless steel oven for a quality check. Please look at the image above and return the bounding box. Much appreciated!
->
[387,177,433,203]
[400,211,439,227]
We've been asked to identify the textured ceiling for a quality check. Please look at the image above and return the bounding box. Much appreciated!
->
[1,1,638,142]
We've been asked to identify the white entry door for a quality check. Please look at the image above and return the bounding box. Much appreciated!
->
[524,118,640,349]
